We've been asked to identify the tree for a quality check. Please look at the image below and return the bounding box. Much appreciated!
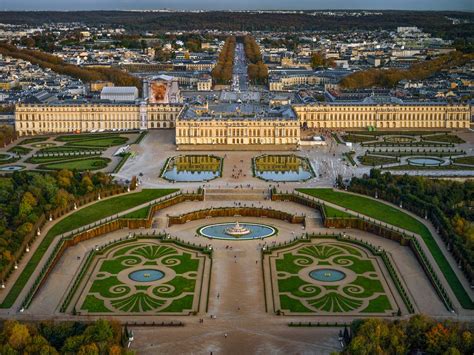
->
[426,323,450,354]
[310,52,334,69]
[57,169,73,189]
[19,191,37,218]
[78,343,99,355]
[8,322,31,350]
[54,189,72,209]
[81,175,94,193]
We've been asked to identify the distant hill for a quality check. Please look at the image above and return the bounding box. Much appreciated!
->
[0,10,472,33]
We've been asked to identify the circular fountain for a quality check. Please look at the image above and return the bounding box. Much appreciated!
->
[224,222,251,237]
[198,222,276,240]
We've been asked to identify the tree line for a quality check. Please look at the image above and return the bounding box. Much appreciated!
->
[0,170,116,275]
[348,169,474,285]
[342,314,473,354]
[243,36,268,85]
[340,51,474,89]
[0,43,142,92]
[0,319,132,354]
[211,36,235,85]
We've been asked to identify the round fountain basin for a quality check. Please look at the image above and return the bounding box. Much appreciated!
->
[0,165,24,171]
[199,223,276,240]
[128,269,164,282]
[309,268,346,282]
[407,157,444,166]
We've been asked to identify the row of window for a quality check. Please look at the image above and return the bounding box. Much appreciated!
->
[177,127,298,138]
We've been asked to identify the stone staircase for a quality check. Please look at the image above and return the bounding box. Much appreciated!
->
[204,188,268,201]
[304,216,323,229]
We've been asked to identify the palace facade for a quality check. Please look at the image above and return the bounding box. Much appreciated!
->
[293,102,471,129]
[15,100,471,147]
[175,103,300,150]
[15,102,182,136]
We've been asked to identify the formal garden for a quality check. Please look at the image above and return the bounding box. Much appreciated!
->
[265,239,398,315]
[72,238,209,315]
[1,131,145,172]
[341,131,465,147]
[296,188,474,310]
[336,131,474,171]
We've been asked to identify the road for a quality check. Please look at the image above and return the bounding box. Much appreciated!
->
[232,42,248,92]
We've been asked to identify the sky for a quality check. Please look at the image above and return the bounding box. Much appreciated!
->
[0,0,472,11]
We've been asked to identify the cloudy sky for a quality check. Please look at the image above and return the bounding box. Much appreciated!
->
[1,0,472,11]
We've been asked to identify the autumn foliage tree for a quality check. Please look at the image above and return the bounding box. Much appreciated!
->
[343,315,473,355]
[244,36,268,84]
[0,43,142,92]
[0,170,115,274]
[310,51,335,69]
[211,36,235,85]
[340,51,474,89]
[0,319,131,354]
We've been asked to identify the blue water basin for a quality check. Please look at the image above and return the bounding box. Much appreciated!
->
[309,268,346,282]
[128,269,165,282]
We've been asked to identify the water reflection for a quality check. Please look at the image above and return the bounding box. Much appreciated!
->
[161,155,222,182]
[254,155,314,182]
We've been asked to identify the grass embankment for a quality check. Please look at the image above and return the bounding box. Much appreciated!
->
[0,188,178,309]
[297,188,474,309]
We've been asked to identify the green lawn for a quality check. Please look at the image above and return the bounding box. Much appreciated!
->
[39,146,104,154]
[39,157,111,171]
[422,134,465,144]
[19,137,49,145]
[358,155,398,166]
[27,155,100,164]
[323,205,352,218]
[0,188,178,309]
[55,133,123,142]
[0,156,20,165]
[66,137,129,148]
[122,206,150,219]
[8,146,32,155]
[0,153,9,159]
[298,188,474,309]
[452,156,474,166]
[385,164,474,171]
[342,134,376,143]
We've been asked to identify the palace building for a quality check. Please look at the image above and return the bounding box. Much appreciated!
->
[15,102,182,136]
[14,93,471,150]
[293,101,471,129]
[175,102,301,150]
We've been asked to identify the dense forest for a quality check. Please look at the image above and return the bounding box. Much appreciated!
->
[0,319,132,354]
[342,315,473,354]
[0,43,142,91]
[0,171,116,275]
[244,36,268,85]
[0,11,472,37]
[340,51,474,89]
[211,37,235,85]
[348,170,474,284]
